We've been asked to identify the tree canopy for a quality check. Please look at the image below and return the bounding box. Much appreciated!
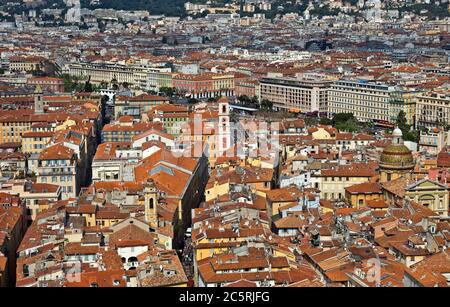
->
[396,111,419,142]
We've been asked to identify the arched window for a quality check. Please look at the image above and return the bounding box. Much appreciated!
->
[149,198,154,209]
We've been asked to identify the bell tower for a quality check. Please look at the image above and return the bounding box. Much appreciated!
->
[144,178,158,227]
[218,97,231,154]
[34,85,44,114]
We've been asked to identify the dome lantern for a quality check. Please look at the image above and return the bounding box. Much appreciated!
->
[392,127,403,145]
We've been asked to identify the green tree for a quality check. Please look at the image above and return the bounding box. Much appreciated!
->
[403,130,419,142]
[61,74,84,92]
[261,99,273,111]
[329,113,361,132]
[84,79,93,92]
[332,113,355,125]
[336,119,358,132]
[319,117,332,125]
[238,95,251,104]
[159,87,175,97]
[250,96,258,105]
[396,110,408,131]
[395,111,419,142]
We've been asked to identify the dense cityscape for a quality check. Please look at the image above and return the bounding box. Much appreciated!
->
[0,0,449,289]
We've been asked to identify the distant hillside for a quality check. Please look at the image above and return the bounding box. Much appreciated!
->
[80,0,188,16]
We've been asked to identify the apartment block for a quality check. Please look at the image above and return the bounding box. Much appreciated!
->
[416,91,450,129]
[328,80,393,122]
[259,75,332,114]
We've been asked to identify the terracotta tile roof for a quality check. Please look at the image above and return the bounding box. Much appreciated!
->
[389,241,430,257]
[93,181,144,193]
[381,177,412,198]
[366,199,389,209]
[102,121,163,133]
[274,216,305,229]
[30,183,60,194]
[0,206,23,234]
[406,250,450,287]
[39,143,75,160]
[224,279,257,287]
[22,131,54,138]
[320,163,377,178]
[65,269,126,287]
[109,224,156,249]
[437,147,450,168]
[93,142,132,161]
[345,182,382,194]
[266,186,306,202]
[64,242,99,255]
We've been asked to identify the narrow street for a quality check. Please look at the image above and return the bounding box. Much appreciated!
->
[181,236,194,280]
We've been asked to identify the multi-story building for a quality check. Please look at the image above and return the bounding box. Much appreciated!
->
[328,80,394,123]
[147,69,173,92]
[329,80,423,125]
[0,109,34,144]
[259,75,332,114]
[172,73,235,99]
[0,180,61,221]
[388,89,419,126]
[419,128,450,155]
[36,143,80,200]
[92,142,138,182]
[135,148,209,247]
[21,130,53,154]
[311,163,378,200]
[235,78,259,99]
[8,56,46,72]
[0,202,27,287]
[67,62,168,90]
[145,104,189,136]
[416,91,450,129]
[101,120,164,143]
[197,246,309,287]
[0,151,27,179]
[114,94,169,120]
[26,77,65,93]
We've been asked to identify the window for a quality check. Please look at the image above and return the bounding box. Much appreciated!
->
[146,197,154,211]
[23,264,29,277]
